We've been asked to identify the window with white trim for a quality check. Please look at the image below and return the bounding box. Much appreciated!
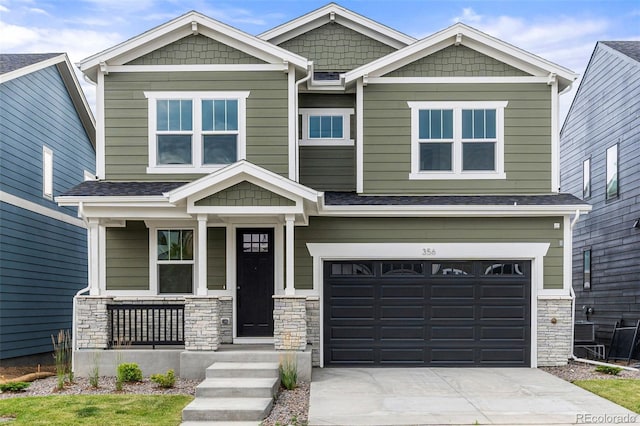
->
[43,146,53,199]
[299,108,354,146]
[145,91,249,173]
[407,101,507,180]
[156,229,194,294]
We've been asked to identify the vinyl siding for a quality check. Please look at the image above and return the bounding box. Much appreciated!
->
[363,83,552,194]
[195,181,295,206]
[294,216,563,290]
[207,227,226,290]
[299,146,355,191]
[106,221,149,291]
[104,71,288,180]
[0,203,88,359]
[560,43,640,342]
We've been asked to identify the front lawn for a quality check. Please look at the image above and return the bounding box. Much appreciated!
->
[0,394,192,425]
[574,379,640,414]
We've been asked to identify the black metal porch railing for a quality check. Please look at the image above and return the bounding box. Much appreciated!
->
[107,304,185,348]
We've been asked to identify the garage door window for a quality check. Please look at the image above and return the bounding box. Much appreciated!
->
[330,262,374,276]
[482,262,525,276]
[431,262,472,276]
[381,262,424,276]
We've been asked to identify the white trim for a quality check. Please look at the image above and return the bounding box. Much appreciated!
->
[550,79,560,192]
[106,64,288,73]
[366,76,550,85]
[285,215,295,295]
[305,242,549,368]
[42,146,54,200]
[258,3,415,48]
[356,79,364,193]
[145,91,249,173]
[197,215,208,296]
[98,223,106,295]
[0,54,66,84]
[148,223,198,296]
[0,190,85,228]
[563,215,572,294]
[96,71,105,179]
[88,219,100,295]
[287,64,297,180]
[299,108,354,146]
[407,101,507,180]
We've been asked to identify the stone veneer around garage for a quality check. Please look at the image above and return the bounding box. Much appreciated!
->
[537,297,572,366]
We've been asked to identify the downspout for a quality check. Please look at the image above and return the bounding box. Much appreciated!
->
[72,201,91,373]
[293,62,313,181]
[567,209,638,371]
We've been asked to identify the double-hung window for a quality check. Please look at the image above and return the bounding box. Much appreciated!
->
[299,108,354,146]
[146,91,249,173]
[408,101,507,179]
[157,229,194,294]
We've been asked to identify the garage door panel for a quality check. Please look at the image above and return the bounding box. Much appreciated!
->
[431,305,474,319]
[330,306,375,320]
[431,348,475,364]
[380,306,425,319]
[480,305,526,320]
[480,284,527,299]
[380,284,426,298]
[330,348,375,364]
[430,284,474,299]
[329,284,375,298]
[431,325,475,340]
[380,349,425,363]
[330,325,375,340]
[480,348,527,364]
[380,326,425,340]
[480,326,526,340]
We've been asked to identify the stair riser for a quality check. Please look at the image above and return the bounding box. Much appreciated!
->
[195,384,278,398]
[182,404,272,422]
[206,353,282,363]
[206,369,279,379]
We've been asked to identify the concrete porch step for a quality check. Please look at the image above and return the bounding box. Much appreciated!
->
[195,377,279,398]
[205,362,279,379]
[182,397,273,422]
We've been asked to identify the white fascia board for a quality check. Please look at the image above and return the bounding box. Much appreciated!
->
[81,206,192,220]
[0,54,66,84]
[56,195,168,206]
[107,64,289,73]
[319,204,592,217]
[367,76,550,85]
[258,3,415,48]
[188,206,303,215]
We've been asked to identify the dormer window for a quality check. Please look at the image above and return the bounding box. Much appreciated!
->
[299,108,354,146]
[145,91,249,174]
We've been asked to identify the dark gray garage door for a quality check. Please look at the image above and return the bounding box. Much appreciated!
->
[324,260,531,367]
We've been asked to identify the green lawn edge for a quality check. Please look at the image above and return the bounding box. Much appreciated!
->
[574,379,640,414]
[0,394,193,425]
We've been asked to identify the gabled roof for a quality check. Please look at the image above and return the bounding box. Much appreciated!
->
[601,41,640,63]
[79,10,308,82]
[344,22,578,91]
[0,53,96,149]
[258,2,415,49]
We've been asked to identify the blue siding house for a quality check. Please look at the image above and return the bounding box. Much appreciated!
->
[560,42,640,345]
[0,53,95,361]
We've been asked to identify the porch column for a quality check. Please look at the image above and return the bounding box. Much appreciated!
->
[285,214,295,295]
[87,218,100,295]
[196,214,208,296]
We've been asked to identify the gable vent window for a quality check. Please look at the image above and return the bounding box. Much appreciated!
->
[146,91,249,174]
[299,108,354,146]
[43,146,53,199]
[408,101,507,180]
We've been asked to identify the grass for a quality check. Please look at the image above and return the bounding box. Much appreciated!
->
[574,379,640,414]
[0,394,193,425]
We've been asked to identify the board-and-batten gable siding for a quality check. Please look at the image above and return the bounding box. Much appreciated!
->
[277,23,397,71]
[0,65,95,215]
[298,93,356,191]
[362,83,552,194]
[105,221,227,291]
[0,203,88,359]
[293,216,564,290]
[195,181,295,206]
[104,71,288,181]
[560,44,640,340]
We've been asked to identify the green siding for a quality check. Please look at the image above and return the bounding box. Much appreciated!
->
[104,71,288,180]
[299,146,355,191]
[106,221,149,290]
[127,35,267,65]
[294,216,563,290]
[385,45,530,77]
[278,23,396,71]
[207,227,226,290]
[196,181,295,206]
[363,83,552,194]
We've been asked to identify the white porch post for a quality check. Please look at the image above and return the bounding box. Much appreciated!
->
[285,214,295,295]
[197,214,208,296]
[87,218,100,295]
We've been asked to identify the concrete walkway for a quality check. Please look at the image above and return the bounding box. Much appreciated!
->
[308,368,639,425]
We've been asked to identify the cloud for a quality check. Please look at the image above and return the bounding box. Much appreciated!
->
[453,8,483,24]
[27,7,48,15]
[0,4,8,12]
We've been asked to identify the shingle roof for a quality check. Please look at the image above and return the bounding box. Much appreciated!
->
[0,53,62,74]
[61,181,186,197]
[324,192,587,206]
[601,41,640,63]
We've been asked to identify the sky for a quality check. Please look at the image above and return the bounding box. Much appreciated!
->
[1,0,639,121]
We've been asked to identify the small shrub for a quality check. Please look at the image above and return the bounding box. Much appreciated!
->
[0,382,30,392]
[150,369,176,388]
[279,352,297,390]
[89,353,100,388]
[51,329,72,390]
[595,365,622,375]
[117,363,143,382]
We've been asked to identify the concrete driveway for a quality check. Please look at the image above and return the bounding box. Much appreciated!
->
[308,368,639,425]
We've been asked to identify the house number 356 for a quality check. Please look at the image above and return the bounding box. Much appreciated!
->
[422,248,436,256]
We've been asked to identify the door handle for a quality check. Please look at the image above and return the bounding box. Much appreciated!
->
[237,286,241,290]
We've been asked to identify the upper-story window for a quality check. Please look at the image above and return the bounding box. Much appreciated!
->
[145,91,249,174]
[606,143,618,200]
[407,101,507,180]
[42,146,53,199]
[299,108,354,146]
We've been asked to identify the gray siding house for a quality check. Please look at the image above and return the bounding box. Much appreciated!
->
[560,41,640,345]
[58,4,590,376]
[0,53,95,361]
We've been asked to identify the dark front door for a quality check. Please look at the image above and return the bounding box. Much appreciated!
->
[236,228,274,337]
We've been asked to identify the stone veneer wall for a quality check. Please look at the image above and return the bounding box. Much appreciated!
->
[273,296,307,351]
[76,296,113,349]
[184,297,220,351]
[219,296,233,344]
[305,297,320,366]
[537,298,572,366]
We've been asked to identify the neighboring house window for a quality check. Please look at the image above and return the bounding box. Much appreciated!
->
[43,146,53,199]
[407,101,508,180]
[299,108,354,146]
[606,144,618,200]
[583,249,591,290]
[145,91,249,173]
[157,229,194,294]
[583,158,591,198]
